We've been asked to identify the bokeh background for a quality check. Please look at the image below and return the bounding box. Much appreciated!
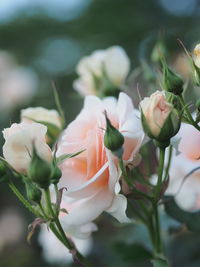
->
[0,0,200,266]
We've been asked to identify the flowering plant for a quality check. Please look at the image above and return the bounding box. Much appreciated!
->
[1,43,200,267]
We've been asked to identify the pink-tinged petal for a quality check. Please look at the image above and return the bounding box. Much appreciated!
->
[61,188,113,225]
[63,162,109,199]
[106,194,131,223]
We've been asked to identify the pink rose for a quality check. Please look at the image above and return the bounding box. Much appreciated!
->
[140,91,172,138]
[56,93,144,228]
[166,122,200,210]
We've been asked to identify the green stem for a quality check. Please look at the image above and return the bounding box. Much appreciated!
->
[119,157,132,187]
[8,181,40,216]
[153,147,166,255]
[154,148,165,203]
[164,145,172,181]
[44,188,89,266]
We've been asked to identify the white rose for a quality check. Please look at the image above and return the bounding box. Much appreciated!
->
[2,122,52,174]
[73,46,130,96]
[21,107,62,129]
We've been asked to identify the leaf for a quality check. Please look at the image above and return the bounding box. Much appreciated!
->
[151,258,168,267]
[114,242,152,261]
[52,81,66,127]
[56,149,85,164]
[163,196,200,232]
[27,217,45,244]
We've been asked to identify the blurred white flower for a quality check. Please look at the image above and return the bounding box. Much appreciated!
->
[38,225,93,264]
[0,51,38,112]
[166,122,200,210]
[73,46,130,96]
[0,208,25,250]
[21,107,62,129]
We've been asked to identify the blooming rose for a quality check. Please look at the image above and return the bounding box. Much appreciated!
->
[2,122,52,173]
[73,46,130,96]
[166,122,200,210]
[140,91,173,138]
[56,92,144,229]
[21,107,62,129]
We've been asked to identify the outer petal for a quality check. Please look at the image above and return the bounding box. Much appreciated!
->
[61,188,113,225]
[106,194,131,223]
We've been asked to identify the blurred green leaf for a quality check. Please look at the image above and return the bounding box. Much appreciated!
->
[114,242,153,261]
[151,258,168,267]
[164,196,200,232]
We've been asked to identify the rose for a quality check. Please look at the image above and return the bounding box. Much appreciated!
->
[56,92,144,229]
[140,91,180,143]
[166,122,200,210]
[2,122,52,174]
[21,107,62,129]
[73,46,130,96]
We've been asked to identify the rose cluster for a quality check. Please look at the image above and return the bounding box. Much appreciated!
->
[1,43,200,265]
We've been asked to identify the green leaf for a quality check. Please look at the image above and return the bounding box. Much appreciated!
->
[56,149,85,164]
[151,258,168,267]
[114,242,153,261]
[52,81,66,127]
[164,196,200,232]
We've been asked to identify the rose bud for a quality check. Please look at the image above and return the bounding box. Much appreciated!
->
[28,147,52,189]
[50,165,62,185]
[104,111,124,157]
[140,91,181,147]
[163,62,183,95]
[25,180,42,204]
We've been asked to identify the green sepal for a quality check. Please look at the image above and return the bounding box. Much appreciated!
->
[28,147,52,189]
[104,112,124,154]
[24,179,42,204]
[162,61,184,95]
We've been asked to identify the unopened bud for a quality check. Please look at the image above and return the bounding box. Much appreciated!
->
[25,180,42,204]
[28,147,52,189]
[50,166,62,184]
[163,62,183,95]
[104,112,124,157]
[140,91,181,147]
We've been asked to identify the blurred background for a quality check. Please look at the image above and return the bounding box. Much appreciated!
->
[0,0,200,266]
